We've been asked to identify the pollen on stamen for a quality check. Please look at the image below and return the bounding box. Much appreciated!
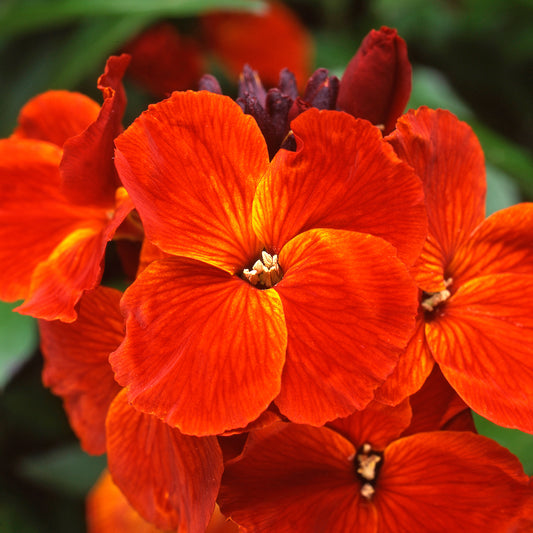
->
[421,277,453,312]
[242,251,283,288]
[355,443,383,501]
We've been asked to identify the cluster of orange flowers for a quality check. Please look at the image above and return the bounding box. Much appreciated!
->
[1,4,533,531]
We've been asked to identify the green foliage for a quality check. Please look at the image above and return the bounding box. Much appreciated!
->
[0,303,37,390]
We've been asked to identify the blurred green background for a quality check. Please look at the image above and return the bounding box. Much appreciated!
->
[1,0,533,531]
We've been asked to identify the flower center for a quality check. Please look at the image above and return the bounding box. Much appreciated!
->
[421,277,453,312]
[242,251,283,288]
[355,443,383,500]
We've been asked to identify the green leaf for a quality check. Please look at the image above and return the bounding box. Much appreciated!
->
[49,17,153,89]
[474,413,533,476]
[0,302,38,390]
[485,163,521,215]
[0,0,265,39]
[17,445,106,496]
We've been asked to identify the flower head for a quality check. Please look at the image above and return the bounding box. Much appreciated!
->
[110,90,426,436]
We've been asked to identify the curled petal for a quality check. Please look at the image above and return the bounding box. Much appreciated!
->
[39,287,123,454]
[106,390,223,532]
[254,109,427,265]
[15,188,133,322]
[12,90,100,147]
[115,91,268,274]
[337,26,412,134]
[61,54,130,207]
[377,432,533,532]
[274,228,418,425]
[387,108,486,291]
[427,274,533,433]
[110,257,287,436]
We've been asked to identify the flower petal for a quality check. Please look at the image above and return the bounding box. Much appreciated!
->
[337,26,412,134]
[106,390,223,532]
[427,273,533,433]
[219,422,378,533]
[449,203,533,285]
[39,287,123,454]
[87,470,165,533]
[328,400,412,451]
[274,228,418,425]
[374,313,435,405]
[202,0,312,88]
[124,23,204,98]
[387,107,486,291]
[376,432,533,532]
[110,257,287,436]
[15,188,133,322]
[12,90,100,147]
[60,54,129,207]
[0,139,96,302]
[115,91,268,274]
[254,109,427,265]
[400,365,475,437]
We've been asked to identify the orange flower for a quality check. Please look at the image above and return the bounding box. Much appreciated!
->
[0,55,134,322]
[39,287,223,532]
[218,396,533,531]
[377,106,533,434]
[110,90,427,436]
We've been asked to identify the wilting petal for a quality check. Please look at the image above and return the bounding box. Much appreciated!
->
[115,91,268,274]
[254,109,426,265]
[274,228,418,425]
[39,287,123,454]
[449,203,533,285]
[337,27,411,135]
[202,0,312,87]
[124,23,204,97]
[15,188,133,322]
[61,54,129,207]
[375,313,434,405]
[110,257,287,436]
[401,365,475,437]
[387,107,486,291]
[12,90,100,147]
[0,139,97,302]
[329,400,412,451]
[376,432,533,532]
[106,390,223,532]
[427,274,533,433]
[219,422,378,532]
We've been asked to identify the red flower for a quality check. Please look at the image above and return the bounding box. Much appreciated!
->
[337,27,412,135]
[0,55,134,322]
[124,0,312,98]
[378,107,533,434]
[218,396,533,531]
[110,90,426,436]
[39,287,223,532]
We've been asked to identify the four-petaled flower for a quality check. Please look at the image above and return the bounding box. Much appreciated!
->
[110,90,427,436]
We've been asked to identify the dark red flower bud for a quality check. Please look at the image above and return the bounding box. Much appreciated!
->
[337,27,412,134]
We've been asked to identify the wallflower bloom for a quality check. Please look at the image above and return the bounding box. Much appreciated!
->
[0,55,134,322]
[110,90,427,436]
[378,106,533,434]
[39,287,223,532]
[218,391,533,531]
